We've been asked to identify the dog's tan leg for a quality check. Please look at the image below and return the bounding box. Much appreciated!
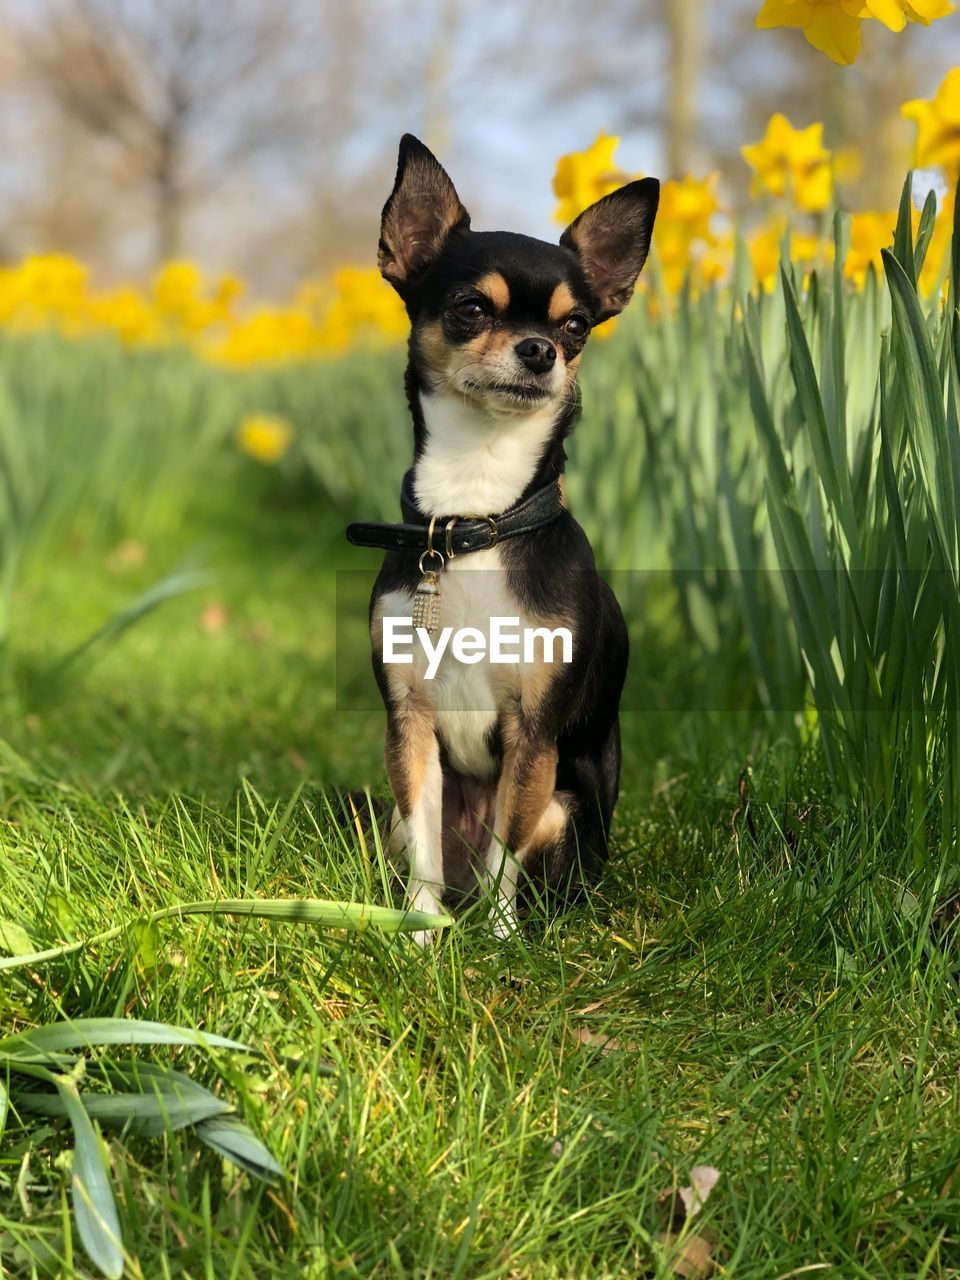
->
[384,693,444,944]
[385,805,405,862]
[485,736,558,937]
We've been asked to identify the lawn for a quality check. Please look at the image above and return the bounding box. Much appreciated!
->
[3,204,960,1277]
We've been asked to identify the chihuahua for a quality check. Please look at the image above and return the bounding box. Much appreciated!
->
[347,135,658,941]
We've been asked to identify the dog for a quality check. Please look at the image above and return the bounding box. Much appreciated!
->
[347,135,658,941]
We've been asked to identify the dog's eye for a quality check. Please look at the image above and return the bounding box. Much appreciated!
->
[562,315,589,339]
[452,298,486,321]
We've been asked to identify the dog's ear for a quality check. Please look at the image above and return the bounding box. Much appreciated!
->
[379,134,471,296]
[560,178,659,321]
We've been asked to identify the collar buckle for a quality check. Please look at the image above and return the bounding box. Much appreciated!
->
[444,514,499,557]
[464,514,499,550]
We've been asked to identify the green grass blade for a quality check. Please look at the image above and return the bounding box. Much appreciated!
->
[52,1076,124,1279]
[883,248,959,573]
[893,173,917,287]
[914,189,938,282]
[0,1018,250,1057]
[17,1084,232,1136]
[0,896,454,972]
[194,1115,283,1181]
[780,266,859,556]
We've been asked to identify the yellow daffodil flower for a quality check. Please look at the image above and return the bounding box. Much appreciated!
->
[660,174,721,244]
[756,0,952,64]
[552,133,631,225]
[650,175,724,294]
[743,114,833,212]
[236,413,294,464]
[902,67,960,181]
[864,0,953,30]
[756,0,867,64]
[844,210,897,285]
[918,189,956,294]
[748,218,825,291]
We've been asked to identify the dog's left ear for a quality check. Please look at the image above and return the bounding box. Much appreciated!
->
[560,178,660,322]
[379,134,471,296]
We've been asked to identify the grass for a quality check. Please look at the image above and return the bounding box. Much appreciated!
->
[3,183,960,1274]
[1,471,959,1277]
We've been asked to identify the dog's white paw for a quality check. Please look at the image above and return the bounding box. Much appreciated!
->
[408,883,443,948]
[489,898,519,940]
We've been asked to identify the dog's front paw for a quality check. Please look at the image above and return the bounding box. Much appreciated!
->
[488,897,519,940]
[409,883,443,948]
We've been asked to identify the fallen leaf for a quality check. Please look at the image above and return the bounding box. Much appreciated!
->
[243,620,273,645]
[657,1229,717,1278]
[106,539,147,572]
[200,602,230,633]
[572,1026,640,1053]
[655,1165,722,1276]
[572,1027,620,1052]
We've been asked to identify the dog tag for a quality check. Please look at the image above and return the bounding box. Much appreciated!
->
[412,571,441,636]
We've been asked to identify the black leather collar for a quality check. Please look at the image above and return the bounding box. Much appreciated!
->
[346,468,564,557]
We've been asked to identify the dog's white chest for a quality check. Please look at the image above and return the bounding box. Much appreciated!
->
[379,547,511,777]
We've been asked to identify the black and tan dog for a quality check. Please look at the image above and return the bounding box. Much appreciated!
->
[347,135,658,941]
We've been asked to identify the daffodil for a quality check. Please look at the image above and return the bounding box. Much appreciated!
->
[756,0,867,65]
[903,67,960,182]
[756,0,952,64]
[318,266,408,350]
[649,175,724,294]
[209,308,321,366]
[2,254,90,335]
[553,133,631,225]
[660,174,721,243]
[743,114,833,212]
[748,219,824,291]
[864,0,953,30]
[698,234,736,289]
[236,413,294,464]
[844,211,897,286]
[842,195,953,293]
[88,287,163,346]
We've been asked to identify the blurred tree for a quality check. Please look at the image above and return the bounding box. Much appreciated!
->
[665,0,705,177]
[8,0,322,265]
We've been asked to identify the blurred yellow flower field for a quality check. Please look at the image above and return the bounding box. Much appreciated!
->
[0,256,408,368]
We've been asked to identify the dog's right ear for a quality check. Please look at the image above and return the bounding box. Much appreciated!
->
[379,134,470,296]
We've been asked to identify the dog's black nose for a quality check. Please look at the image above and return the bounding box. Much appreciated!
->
[515,337,557,375]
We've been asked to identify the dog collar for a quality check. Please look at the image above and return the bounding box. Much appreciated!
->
[346,469,564,558]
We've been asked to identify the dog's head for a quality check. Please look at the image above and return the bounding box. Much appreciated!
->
[379,134,659,416]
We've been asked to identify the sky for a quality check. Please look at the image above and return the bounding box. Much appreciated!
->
[418,3,960,243]
[2,0,960,281]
